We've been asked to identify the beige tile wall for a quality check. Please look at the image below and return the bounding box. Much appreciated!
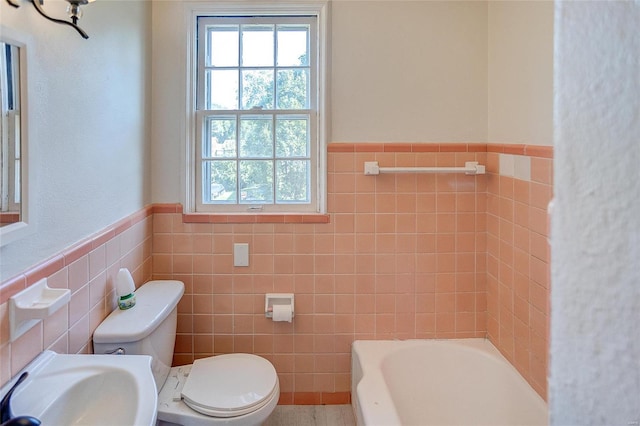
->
[152,143,490,403]
[0,211,153,387]
[0,143,552,404]
[486,148,553,399]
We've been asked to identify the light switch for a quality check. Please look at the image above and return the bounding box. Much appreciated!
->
[234,243,249,267]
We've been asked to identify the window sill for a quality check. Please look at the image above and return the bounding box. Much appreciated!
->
[151,204,330,224]
[182,213,330,224]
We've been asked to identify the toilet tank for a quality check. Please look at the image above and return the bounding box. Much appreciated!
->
[93,280,185,391]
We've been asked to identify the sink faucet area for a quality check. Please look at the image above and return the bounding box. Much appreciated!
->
[0,351,157,426]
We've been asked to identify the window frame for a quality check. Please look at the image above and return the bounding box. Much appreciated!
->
[185,2,329,215]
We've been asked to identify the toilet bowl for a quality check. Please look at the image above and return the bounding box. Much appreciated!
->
[157,357,279,426]
[93,280,280,426]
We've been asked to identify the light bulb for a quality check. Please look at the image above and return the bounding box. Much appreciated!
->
[66,2,82,24]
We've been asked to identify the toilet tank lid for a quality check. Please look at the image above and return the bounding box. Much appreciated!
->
[93,280,185,344]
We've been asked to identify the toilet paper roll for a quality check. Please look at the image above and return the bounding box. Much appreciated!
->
[116,268,136,297]
[272,304,293,322]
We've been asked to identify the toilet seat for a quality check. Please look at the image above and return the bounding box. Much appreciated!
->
[180,354,279,418]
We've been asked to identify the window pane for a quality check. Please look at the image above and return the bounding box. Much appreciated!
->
[204,160,237,203]
[276,160,310,203]
[208,26,239,67]
[239,160,273,203]
[240,116,273,158]
[204,117,236,158]
[277,26,309,66]
[241,70,273,109]
[208,70,238,109]
[276,116,309,157]
[241,25,274,67]
[14,162,20,203]
[276,69,309,109]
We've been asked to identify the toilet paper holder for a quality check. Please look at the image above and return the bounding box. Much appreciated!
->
[265,293,295,319]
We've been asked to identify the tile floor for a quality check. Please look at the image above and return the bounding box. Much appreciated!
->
[264,405,356,426]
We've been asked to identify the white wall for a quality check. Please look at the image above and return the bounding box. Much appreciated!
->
[488,0,554,145]
[0,0,152,280]
[331,0,488,142]
[150,0,186,205]
[551,1,640,424]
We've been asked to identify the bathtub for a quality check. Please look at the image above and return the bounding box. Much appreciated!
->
[351,339,548,426]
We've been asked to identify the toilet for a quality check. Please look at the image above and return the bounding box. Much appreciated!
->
[93,280,280,426]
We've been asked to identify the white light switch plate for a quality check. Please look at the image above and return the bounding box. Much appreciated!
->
[234,243,249,267]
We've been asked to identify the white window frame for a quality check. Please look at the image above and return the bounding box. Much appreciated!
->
[184,1,329,215]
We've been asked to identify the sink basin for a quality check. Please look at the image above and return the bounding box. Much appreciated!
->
[0,350,157,425]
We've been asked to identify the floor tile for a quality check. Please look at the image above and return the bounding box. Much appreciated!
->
[263,405,356,426]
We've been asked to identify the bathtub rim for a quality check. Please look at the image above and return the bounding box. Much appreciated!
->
[351,338,548,426]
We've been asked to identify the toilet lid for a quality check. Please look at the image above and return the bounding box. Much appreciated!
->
[181,354,278,418]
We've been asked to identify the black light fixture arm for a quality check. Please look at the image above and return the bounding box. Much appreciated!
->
[30,0,89,39]
[4,0,89,39]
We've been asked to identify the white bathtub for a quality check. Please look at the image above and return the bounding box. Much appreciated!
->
[351,339,548,426]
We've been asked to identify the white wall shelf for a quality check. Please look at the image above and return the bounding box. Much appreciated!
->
[9,278,70,341]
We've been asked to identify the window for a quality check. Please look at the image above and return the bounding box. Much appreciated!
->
[191,6,327,215]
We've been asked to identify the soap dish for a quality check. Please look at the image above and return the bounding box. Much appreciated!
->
[9,278,71,341]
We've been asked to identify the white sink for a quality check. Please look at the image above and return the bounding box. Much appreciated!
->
[1,350,157,425]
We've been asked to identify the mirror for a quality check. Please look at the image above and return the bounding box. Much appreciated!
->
[1,40,22,227]
[0,26,30,246]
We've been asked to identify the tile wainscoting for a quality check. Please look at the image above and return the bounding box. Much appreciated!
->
[0,142,552,402]
[0,207,153,386]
